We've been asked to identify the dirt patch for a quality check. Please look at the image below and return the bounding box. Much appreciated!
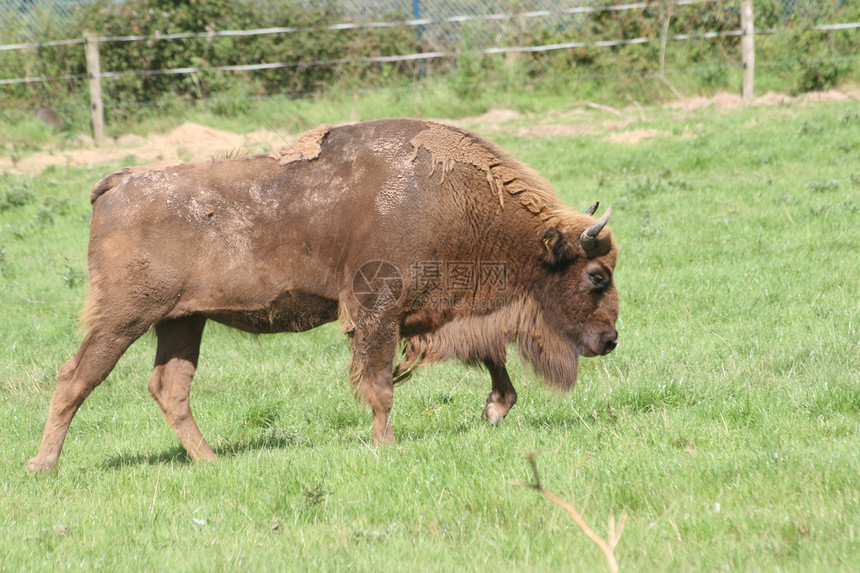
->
[0,122,285,174]
[516,117,633,139]
[517,124,598,139]
[756,91,796,106]
[665,91,743,112]
[804,89,859,103]
[607,129,669,144]
[458,108,522,125]
[665,88,860,112]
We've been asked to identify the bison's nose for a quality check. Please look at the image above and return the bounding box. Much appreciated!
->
[601,330,618,355]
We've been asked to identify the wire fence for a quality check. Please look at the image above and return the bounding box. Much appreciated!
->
[0,0,84,42]
[1,0,845,43]
[2,1,748,80]
[1,0,857,126]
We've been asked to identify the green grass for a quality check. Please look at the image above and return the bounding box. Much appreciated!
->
[1,94,859,571]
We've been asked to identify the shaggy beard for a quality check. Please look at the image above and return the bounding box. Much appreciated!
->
[516,323,579,392]
[514,298,580,391]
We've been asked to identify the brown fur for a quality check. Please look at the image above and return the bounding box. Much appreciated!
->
[27,119,619,472]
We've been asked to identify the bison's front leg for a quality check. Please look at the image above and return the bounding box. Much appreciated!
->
[481,359,518,425]
[349,318,400,446]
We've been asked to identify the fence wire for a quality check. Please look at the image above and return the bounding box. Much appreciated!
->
[0,0,88,42]
[0,1,857,119]
[1,0,849,43]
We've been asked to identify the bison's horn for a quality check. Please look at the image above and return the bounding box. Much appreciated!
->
[580,207,611,251]
[584,201,599,216]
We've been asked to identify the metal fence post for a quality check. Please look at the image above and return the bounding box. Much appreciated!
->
[84,32,106,144]
[741,0,755,104]
[413,0,424,79]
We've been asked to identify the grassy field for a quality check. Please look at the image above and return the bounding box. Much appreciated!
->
[1,93,859,571]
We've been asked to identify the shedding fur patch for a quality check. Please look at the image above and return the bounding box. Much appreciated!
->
[269,124,331,165]
[409,123,556,215]
[410,124,504,206]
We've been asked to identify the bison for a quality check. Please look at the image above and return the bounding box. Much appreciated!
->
[27,118,619,472]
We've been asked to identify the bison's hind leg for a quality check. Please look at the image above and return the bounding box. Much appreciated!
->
[147,316,214,463]
[348,313,400,446]
[481,359,518,425]
[27,323,148,472]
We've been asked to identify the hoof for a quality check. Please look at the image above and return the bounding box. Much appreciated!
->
[481,403,506,426]
[26,457,56,473]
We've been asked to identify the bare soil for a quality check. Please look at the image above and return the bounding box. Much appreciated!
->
[2,88,857,175]
[1,123,285,175]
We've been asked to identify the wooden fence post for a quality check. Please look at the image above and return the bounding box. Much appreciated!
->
[741,0,755,104]
[84,32,106,144]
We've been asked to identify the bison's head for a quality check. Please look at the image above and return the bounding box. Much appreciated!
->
[518,204,619,389]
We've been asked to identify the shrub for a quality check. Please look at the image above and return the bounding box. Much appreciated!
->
[0,0,856,123]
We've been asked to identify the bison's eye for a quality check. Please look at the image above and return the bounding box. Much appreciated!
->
[585,265,611,292]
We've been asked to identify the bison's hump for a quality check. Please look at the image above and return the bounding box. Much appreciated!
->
[409,122,561,217]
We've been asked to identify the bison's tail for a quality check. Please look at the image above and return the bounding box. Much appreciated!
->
[77,276,103,333]
[79,294,96,333]
[89,169,129,204]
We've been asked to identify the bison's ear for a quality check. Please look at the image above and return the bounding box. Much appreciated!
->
[540,228,576,269]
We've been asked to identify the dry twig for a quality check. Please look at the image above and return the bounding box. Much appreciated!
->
[656,13,684,101]
[512,453,627,573]
[584,101,631,121]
